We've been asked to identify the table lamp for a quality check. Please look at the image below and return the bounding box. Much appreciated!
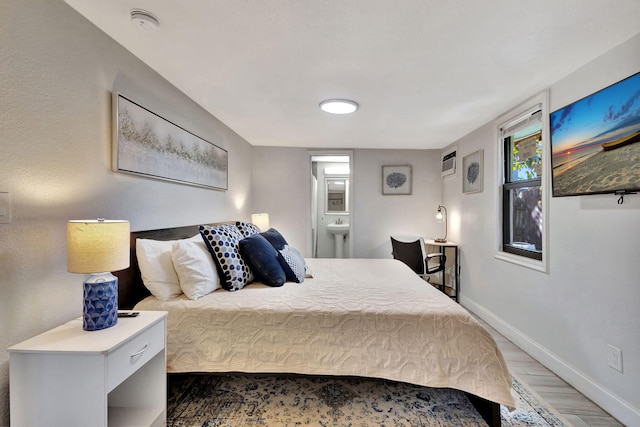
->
[251,213,270,231]
[67,219,130,331]
[434,205,448,243]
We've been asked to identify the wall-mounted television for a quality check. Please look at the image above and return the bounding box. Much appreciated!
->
[550,71,640,197]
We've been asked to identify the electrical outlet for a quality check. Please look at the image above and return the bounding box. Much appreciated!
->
[607,344,623,373]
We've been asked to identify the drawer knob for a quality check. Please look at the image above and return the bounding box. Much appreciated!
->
[130,344,149,358]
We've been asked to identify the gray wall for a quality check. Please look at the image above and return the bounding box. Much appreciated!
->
[252,147,443,259]
[0,2,253,425]
[443,34,640,425]
[352,149,442,258]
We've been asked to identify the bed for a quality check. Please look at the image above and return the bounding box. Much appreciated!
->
[115,223,513,426]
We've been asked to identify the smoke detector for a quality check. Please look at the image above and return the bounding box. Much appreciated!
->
[130,9,159,31]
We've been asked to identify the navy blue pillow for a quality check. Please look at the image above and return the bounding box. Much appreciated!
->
[239,234,286,287]
[260,228,288,250]
[259,228,305,283]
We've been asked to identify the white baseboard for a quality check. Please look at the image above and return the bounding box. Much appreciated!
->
[461,296,639,427]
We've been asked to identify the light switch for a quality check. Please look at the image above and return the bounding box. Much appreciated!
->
[0,192,11,224]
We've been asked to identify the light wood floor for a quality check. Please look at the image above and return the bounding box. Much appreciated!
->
[472,315,624,426]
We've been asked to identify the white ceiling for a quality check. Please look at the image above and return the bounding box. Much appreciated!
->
[64,0,640,150]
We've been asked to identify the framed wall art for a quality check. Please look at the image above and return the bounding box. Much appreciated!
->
[382,165,412,195]
[113,93,228,190]
[462,150,483,194]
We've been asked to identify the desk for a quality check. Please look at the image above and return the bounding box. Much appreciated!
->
[425,240,459,302]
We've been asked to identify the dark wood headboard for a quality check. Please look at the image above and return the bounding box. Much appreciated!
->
[114,224,207,309]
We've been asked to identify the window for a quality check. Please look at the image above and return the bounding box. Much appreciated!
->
[500,108,543,261]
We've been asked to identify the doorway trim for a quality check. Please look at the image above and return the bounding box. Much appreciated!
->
[307,150,354,258]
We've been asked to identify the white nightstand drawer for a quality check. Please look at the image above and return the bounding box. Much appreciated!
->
[107,319,165,391]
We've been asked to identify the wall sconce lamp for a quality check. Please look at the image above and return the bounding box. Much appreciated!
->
[67,219,130,331]
[251,213,270,231]
[434,205,448,243]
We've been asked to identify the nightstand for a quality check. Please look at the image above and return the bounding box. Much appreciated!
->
[8,311,167,427]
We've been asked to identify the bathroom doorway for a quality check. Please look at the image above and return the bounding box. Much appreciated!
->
[309,151,353,258]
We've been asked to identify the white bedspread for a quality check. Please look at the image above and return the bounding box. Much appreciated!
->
[135,258,514,406]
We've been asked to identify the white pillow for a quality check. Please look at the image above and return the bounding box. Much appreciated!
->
[171,238,220,299]
[136,235,200,300]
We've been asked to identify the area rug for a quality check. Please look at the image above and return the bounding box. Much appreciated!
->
[167,373,569,426]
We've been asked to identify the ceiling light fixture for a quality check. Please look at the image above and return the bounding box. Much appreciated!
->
[319,99,359,115]
[130,9,159,31]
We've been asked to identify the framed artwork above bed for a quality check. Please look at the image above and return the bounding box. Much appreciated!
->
[112,93,228,190]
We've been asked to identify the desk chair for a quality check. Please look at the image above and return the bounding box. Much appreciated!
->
[390,234,446,285]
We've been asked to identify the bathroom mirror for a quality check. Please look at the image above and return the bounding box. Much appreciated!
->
[326,177,349,213]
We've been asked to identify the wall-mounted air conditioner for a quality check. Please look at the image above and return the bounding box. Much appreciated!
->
[441,146,457,177]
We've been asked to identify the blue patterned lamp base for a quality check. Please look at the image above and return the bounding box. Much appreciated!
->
[83,273,118,331]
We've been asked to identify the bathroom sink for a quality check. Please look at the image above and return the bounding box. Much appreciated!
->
[327,222,349,258]
[326,223,349,235]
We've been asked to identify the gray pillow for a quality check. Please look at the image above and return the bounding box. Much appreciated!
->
[279,245,306,283]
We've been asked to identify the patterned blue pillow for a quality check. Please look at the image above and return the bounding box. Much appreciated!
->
[239,234,286,287]
[236,221,262,238]
[279,245,306,283]
[199,224,254,291]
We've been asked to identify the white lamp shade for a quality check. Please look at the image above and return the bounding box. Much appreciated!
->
[251,213,270,231]
[67,220,130,273]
